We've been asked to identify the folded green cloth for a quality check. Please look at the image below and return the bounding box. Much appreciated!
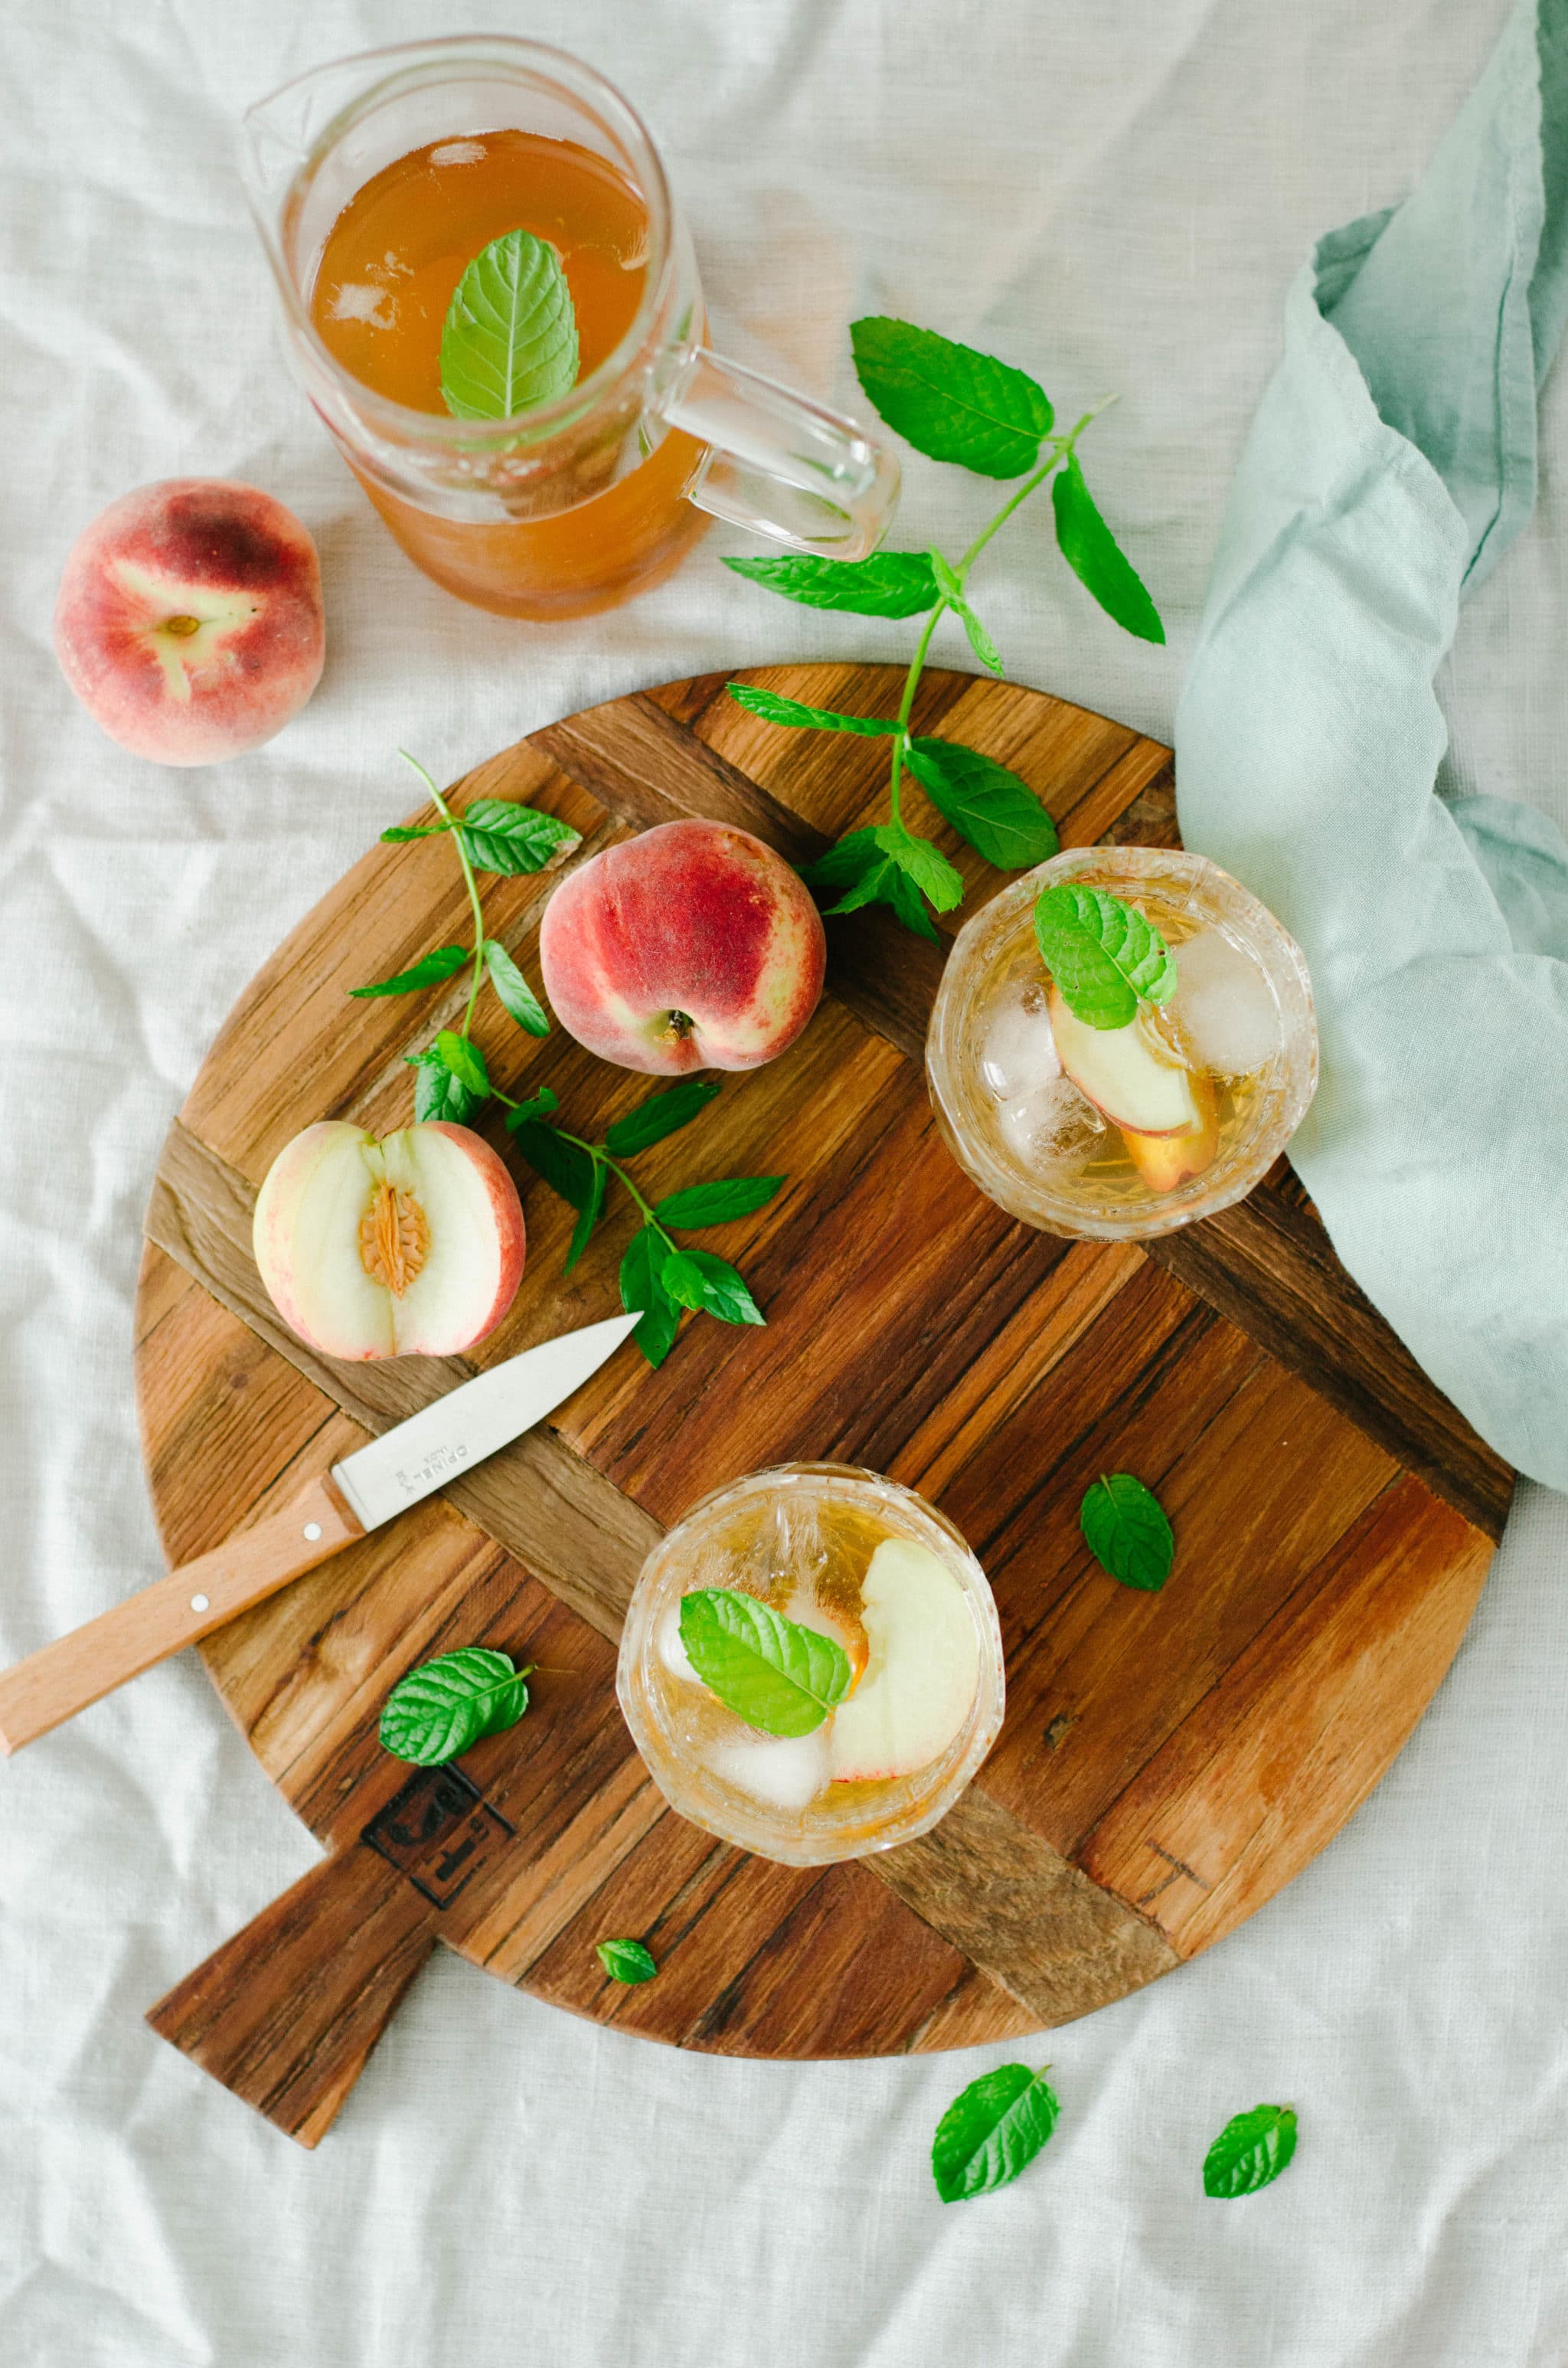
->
[1175,0,1568,1490]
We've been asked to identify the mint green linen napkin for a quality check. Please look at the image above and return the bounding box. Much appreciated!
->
[1174,0,1568,1490]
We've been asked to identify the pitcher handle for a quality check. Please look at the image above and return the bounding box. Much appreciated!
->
[655,346,900,561]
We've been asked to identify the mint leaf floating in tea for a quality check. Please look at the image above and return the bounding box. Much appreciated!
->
[596,1938,658,1986]
[1080,1472,1174,1591]
[678,1589,854,1737]
[851,318,1053,477]
[439,228,580,422]
[1202,2104,1298,2198]
[350,945,471,999]
[931,2062,1060,2202]
[1052,452,1165,646]
[380,1646,532,1766]
[1034,883,1177,1030]
[723,549,940,617]
[506,1082,780,1368]
[723,315,1161,941]
[903,740,1059,869]
[726,682,904,736]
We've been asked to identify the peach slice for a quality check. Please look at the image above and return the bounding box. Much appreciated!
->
[1122,1076,1220,1191]
[54,479,324,766]
[827,1539,980,1784]
[253,1120,524,1360]
[1047,984,1220,1190]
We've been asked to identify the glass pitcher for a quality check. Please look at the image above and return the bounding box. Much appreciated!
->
[239,38,900,620]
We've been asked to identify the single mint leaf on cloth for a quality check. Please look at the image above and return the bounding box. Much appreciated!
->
[596,1938,658,1986]
[603,1078,723,1157]
[483,939,550,1035]
[459,799,580,876]
[905,740,1059,869]
[660,1248,765,1326]
[434,1029,489,1097]
[1034,882,1177,1029]
[723,549,939,617]
[1080,1472,1174,1591]
[678,1588,852,1736]
[562,1156,607,1276]
[439,228,580,422]
[619,1223,682,1367]
[851,317,1052,478]
[726,682,903,735]
[508,1114,597,1212]
[380,1647,531,1766]
[653,1176,784,1227]
[929,548,1004,675]
[349,944,469,998]
[931,2063,1060,2202]
[1051,453,1165,644]
[1203,2105,1298,2198]
[407,1045,482,1123]
[873,821,965,913]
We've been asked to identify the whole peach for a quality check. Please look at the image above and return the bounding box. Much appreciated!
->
[54,479,325,765]
[539,817,826,1073]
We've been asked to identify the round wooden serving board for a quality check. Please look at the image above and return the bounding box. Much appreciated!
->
[132,664,1513,2146]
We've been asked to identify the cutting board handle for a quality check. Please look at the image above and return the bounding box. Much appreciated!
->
[0,1473,362,1755]
[146,1837,438,2146]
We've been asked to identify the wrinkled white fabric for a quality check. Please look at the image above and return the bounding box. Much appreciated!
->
[2,5,1565,2364]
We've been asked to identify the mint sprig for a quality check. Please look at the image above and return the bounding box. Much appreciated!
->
[678,1588,853,1736]
[1033,882,1177,1030]
[1202,2104,1298,2198]
[439,230,580,423]
[724,316,1163,940]
[505,1082,783,1367]
[932,2062,1060,2202]
[379,1646,532,1766]
[357,751,578,1120]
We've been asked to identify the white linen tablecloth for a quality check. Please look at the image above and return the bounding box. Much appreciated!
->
[4,5,1566,2363]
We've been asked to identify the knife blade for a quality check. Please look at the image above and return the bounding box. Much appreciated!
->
[0,1309,641,1755]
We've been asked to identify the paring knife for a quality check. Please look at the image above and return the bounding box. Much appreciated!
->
[0,1310,640,1757]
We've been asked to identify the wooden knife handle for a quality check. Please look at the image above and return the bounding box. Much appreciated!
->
[0,1471,363,1755]
[146,1840,436,2147]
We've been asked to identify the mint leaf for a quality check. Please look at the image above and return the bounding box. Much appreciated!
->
[654,1176,783,1227]
[381,822,450,843]
[509,1086,559,1124]
[619,1223,681,1367]
[1051,453,1165,644]
[822,856,900,917]
[407,1045,482,1124]
[873,822,965,914]
[349,945,469,998]
[1080,1472,1174,1591]
[726,682,903,736]
[596,1937,658,1986]
[723,550,939,617]
[851,318,1052,478]
[929,549,1004,675]
[1033,883,1176,1029]
[459,800,580,876]
[881,862,943,944]
[562,1155,606,1276]
[483,939,550,1035]
[802,826,946,943]
[932,2063,1060,2201]
[439,229,579,422]
[904,740,1059,869]
[799,829,885,892]
[603,1078,722,1157]
[435,1029,489,1097]
[661,1249,764,1327]
[379,1647,531,1766]
[678,1588,852,1736]
[507,1114,596,1212]
[1203,2105,1298,2198]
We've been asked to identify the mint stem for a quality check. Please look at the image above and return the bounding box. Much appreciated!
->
[399,748,488,1040]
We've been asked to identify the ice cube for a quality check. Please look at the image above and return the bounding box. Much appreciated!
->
[979,980,1060,1101]
[997,1073,1106,1173]
[1166,930,1281,1075]
[709,1729,831,1812]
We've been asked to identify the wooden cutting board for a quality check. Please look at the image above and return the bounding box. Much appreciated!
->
[132,662,1512,2146]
